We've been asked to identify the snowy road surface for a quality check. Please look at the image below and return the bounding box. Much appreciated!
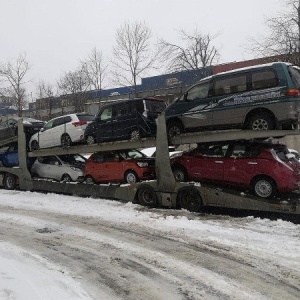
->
[0,189,300,299]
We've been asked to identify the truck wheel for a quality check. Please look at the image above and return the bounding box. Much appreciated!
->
[137,185,158,207]
[177,187,203,212]
[130,128,140,140]
[61,134,72,147]
[251,176,277,199]
[167,121,183,140]
[3,173,18,190]
[125,171,138,183]
[173,166,188,182]
[246,113,275,130]
[31,140,39,151]
[85,176,95,184]
[86,135,95,145]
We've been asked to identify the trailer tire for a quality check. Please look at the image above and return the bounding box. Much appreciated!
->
[177,187,203,212]
[251,176,277,199]
[3,173,18,190]
[137,185,158,207]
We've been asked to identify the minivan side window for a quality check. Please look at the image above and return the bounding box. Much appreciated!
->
[184,82,210,101]
[213,74,247,96]
[114,102,130,117]
[99,107,112,121]
[251,70,277,90]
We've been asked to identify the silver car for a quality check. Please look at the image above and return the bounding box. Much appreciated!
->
[31,154,86,182]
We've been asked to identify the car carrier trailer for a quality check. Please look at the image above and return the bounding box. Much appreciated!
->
[1,113,300,216]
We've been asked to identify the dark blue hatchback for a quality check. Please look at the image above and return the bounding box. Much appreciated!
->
[0,143,35,167]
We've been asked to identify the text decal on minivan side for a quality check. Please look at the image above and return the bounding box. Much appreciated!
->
[223,88,283,107]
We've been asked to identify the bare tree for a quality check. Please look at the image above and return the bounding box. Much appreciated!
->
[36,80,56,99]
[57,67,90,113]
[248,0,300,64]
[57,67,89,95]
[0,53,30,116]
[111,21,157,94]
[159,28,220,73]
[82,47,107,91]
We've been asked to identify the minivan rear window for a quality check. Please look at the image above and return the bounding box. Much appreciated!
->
[77,114,95,122]
[144,100,166,113]
[289,66,300,88]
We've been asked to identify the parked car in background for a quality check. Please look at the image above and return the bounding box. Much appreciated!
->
[31,154,86,182]
[171,140,300,199]
[84,149,155,184]
[0,143,35,167]
[0,117,45,142]
[84,97,166,144]
[164,62,300,139]
[140,146,183,159]
[29,113,95,150]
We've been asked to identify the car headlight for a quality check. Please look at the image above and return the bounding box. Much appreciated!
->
[137,162,148,167]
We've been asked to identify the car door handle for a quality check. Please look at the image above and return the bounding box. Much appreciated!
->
[247,162,258,165]
[215,161,224,164]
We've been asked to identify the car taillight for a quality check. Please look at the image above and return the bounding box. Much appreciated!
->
[286,89,300,96]
[72,121,87,127]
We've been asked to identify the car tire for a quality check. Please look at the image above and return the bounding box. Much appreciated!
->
[137,185,158,207]
[125,170,139,183]
[251,176,277,199]
[173,166,188,182]
[61,134,72,148]
[3,173,18,190]
[85,175,95,184]
[130,128,140,140]
[61,174,72,182]
[167,120,183,141]
[246,113,275,130]
[86,135,96,145]
[177,187,203,212]
[31,140,39,151]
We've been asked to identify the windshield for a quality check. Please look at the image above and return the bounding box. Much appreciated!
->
[119,149,145,159]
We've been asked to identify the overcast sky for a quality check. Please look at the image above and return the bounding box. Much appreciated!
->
[0,0,282,95]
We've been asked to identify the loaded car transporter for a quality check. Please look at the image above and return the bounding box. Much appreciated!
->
[1,113,300,216]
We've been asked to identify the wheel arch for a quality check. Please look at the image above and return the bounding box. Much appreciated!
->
[166,117,185,130]
[244,108,278,129]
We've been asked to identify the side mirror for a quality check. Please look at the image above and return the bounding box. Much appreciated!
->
[40,128,45,132]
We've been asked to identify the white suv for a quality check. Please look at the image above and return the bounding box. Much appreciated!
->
[29,113,95,150]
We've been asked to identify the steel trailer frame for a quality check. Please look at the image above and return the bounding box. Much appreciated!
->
[0,113,300,215]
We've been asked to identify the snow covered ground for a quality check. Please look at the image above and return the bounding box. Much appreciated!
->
[0,189,300,299]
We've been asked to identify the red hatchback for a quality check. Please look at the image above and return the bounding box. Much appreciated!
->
[171,140,300,198]
[84,149,155,184]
